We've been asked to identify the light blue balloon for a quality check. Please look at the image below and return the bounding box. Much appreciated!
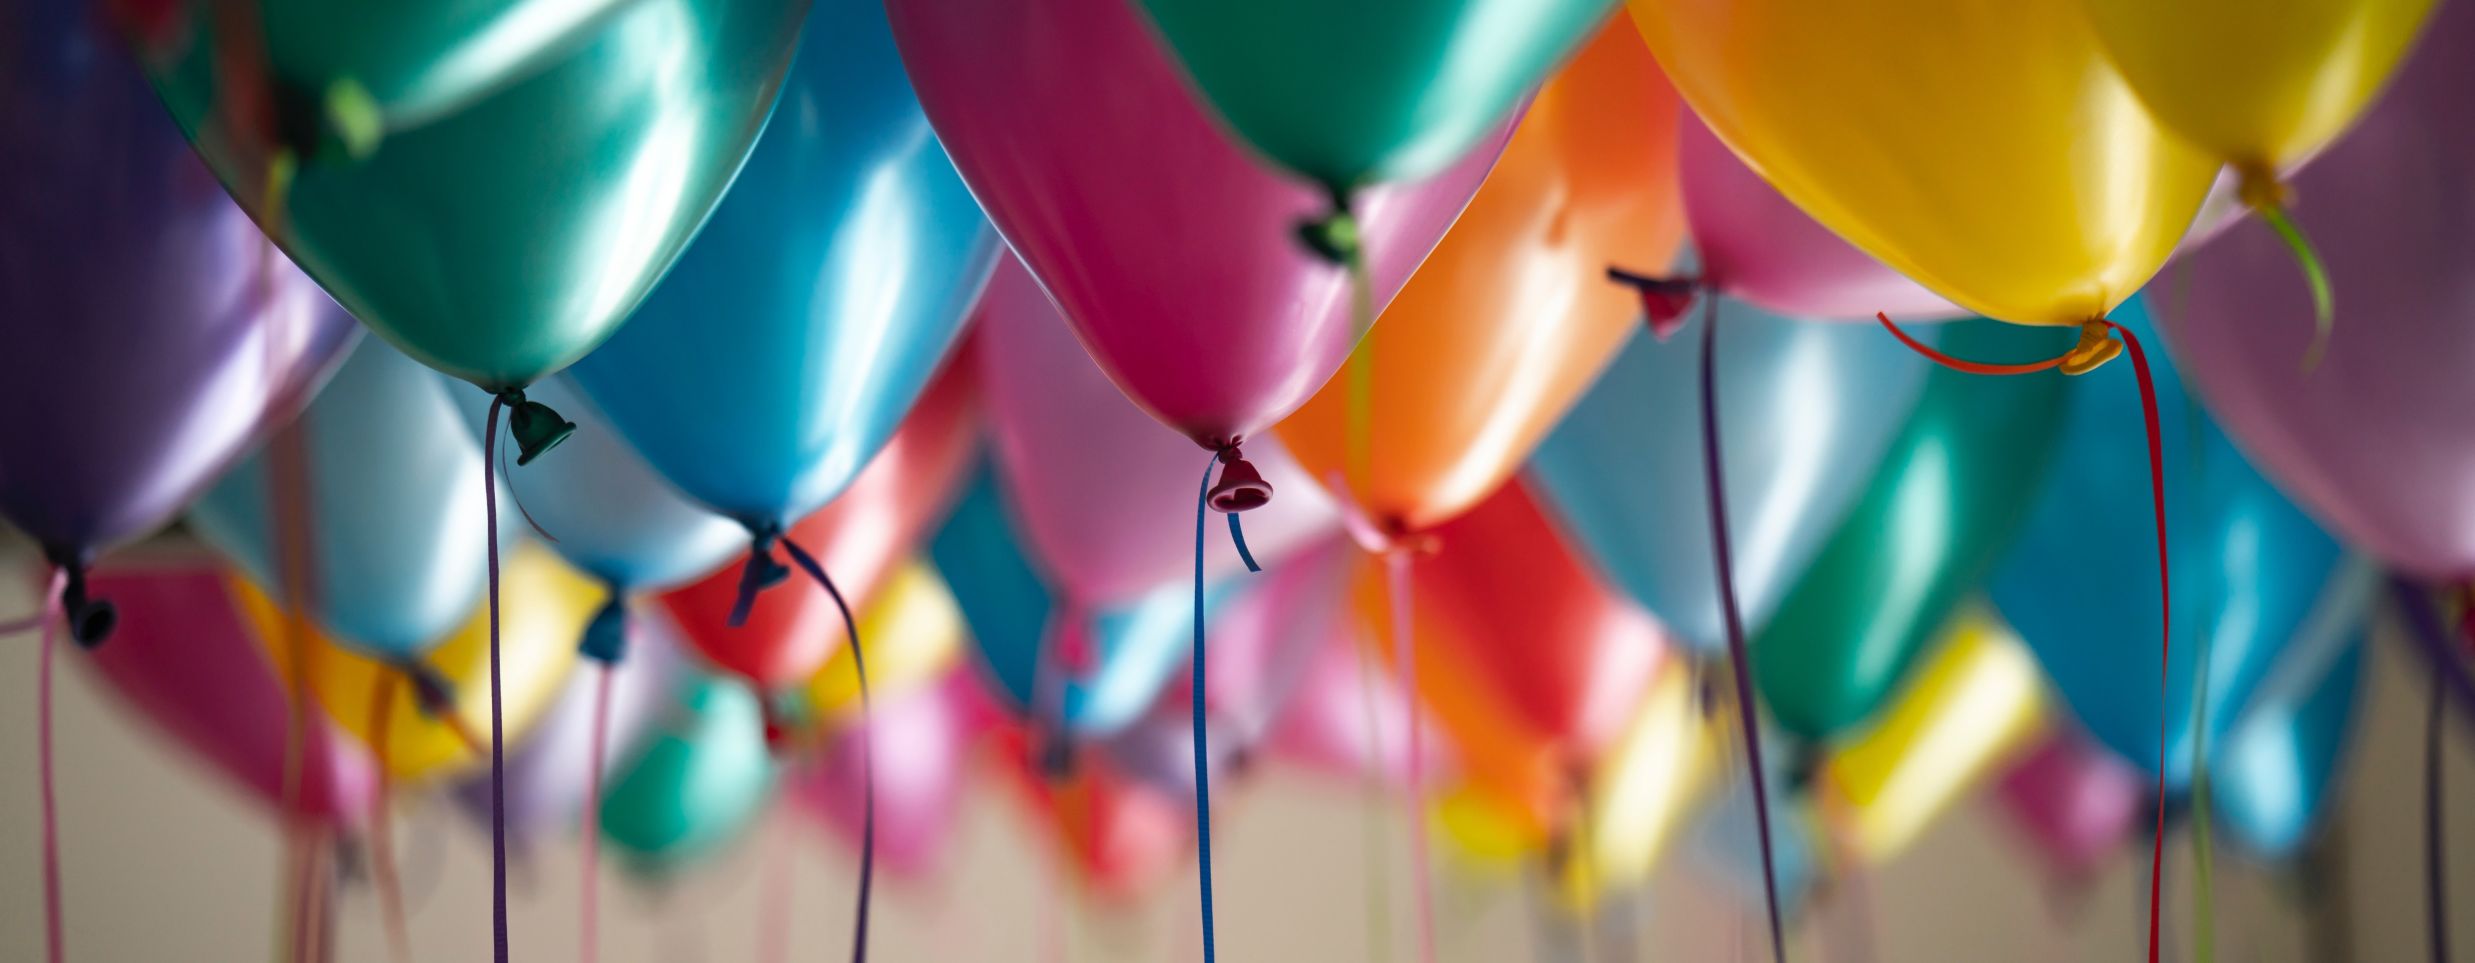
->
[444,375,742,592]
[1988,299,2370,788]
[599,673,777,873]
[1530,298,1930,654]
[568,0,1000,529]
[189,338,516,659]
[2210,630,2365,857]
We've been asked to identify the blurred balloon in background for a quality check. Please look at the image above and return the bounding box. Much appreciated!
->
[803,562,966,727]
[989,729,1192,902]
[1557,664,1713,908]
[1266,599,1454,790]
[2209,615,2370,857]
[1992,733,2145,883]
[601,674,778,874]
[795,669,990,881]
[1690,736,1816,920]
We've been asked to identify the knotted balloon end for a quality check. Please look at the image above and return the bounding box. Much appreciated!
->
[578,595,628,665]
[50,555,113,649]
[727,526,792,628]
[1606,267,1701,341]
[405,664,458,718]
[2058,321,2123,376]
[1207,444,1273,514]
[1295,188,1362,266]
[495,389,575,466]
[2238,166,2335,373]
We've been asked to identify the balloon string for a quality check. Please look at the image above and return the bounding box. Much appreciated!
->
[368,675,411,963]
[1192,450,1222,963]
[777,536,873,963]
[2430,664,2454,963]
[36,568,65,963]
[1354,625,1395,962]
[581,662,613,963]
[1702,298,1786,963]
[2247,196,2334,372]
[1386,550,1437,963]
[1344,245,1375,494]
[484,398,511,963]
[2393,580,2475,733]
[1226,514,1261,573]
[1874,314,2068,375]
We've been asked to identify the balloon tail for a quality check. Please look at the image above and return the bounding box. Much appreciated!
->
[1192,450,1223,963]
[1354,632,1396,962]
[493,388,576,467]
[484,398,511,963]
[2430,665,2453,963]
[1386,550,1438,963]
[1604,267,1701,341]
[2392,581,2475,733]
[1701,297,1787,963]
[581,659,612,963]
[367,676,412,963]
[2245,188,2334,373]
[36,569,65,963]
[777,536,872,963]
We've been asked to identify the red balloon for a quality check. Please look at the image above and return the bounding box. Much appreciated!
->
[990,727,1191,903]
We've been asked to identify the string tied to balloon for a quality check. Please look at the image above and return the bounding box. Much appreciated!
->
[575,589,628,963]
[1604,267,1704,342]
[2234,163,2334,372]
[1191,439,1275,963]
[364,674,412,963]
[1876,310,2170,963]
[2393,580,2465,963]
[768,532,877,963]
[27,567,67,963]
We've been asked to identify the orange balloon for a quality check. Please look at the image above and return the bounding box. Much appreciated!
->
[1274,20,1686,533]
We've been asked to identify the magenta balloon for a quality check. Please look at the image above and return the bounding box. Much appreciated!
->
[1991,734,2141,881]
[2162,3,2475,578]
[1681,117,1961,321]
[78,564,376,826]
[975,257,1339,607]
[887,0,1505,446]
[792,671,982,881]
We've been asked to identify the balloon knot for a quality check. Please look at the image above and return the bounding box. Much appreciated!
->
[578,595,628,665]
[494,388,575,466]
[727,526,792,628]
[405,664,458,718]
[1294,188,1362,266]
[1605,267,1703,341]
[45,554,113,649]
[2058,320,2124,376]
[2234,163,2290,211]
[1206,443,1273,514]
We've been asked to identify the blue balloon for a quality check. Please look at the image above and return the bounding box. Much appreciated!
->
[2210,628,2366,857]
[1530,298,1930,654]
[1988,298,2371,788]
[568,0,1000,530]
[190,338,517,659]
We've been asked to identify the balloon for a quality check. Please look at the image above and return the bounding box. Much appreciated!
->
[190,338,515,659]
[1628,0,2215,326]
[1818,611,2046,863]
[78,562,376,825]
[2210,632,2366,857]
[974,259,1338,607]
[600,674,777,873]
[2157,1,2475,580]
[1266,610,1452,788]
[793,670,985,880]
[0,0,355,608]
[239,545,598,782]
[1752,320,2071,742]
[1135,0,1610,192]
[990,730,1190,902]
[660,357,978,691]
[1992,733,2144,882]
[444,376,741,593]
[1557,665,1714,908]
[1531,301,1932,655]
[1989,302,2373,785]
[887,0,1503,446]
[1676,117,1961,321]
[1435,787,1547,876]
[1273,20,1685,533]
[804,561,965,725]
[568,0,999,528]
[140,0,807,400]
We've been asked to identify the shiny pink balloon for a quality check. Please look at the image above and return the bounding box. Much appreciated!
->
[888,0,1506,446]
[2161,2,2475,579]
[1992,734,2142,881]
[975,258,1338,607]
[1682,117,1961,321]
[78,562,376,825]
[793,670,984,882]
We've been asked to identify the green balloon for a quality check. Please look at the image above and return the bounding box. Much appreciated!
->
[144,0,809,390]
[601,675,776,872]
[1136,0,1614,192]
[1751,320,2073,743]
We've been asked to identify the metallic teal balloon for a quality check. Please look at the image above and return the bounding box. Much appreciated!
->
[188,338,519,660]
[601,673,777,873]
[568,0,998,527]
[1136,0,1613,190]
[2210,631,2365,857]
[141,0,809,392]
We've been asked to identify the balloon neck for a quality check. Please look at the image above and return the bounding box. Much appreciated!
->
[1294,188,1362,266]
[579,595,628,665]
[726,525,793,628]
[404,663,458,718]
[495,388,576,466]
[2058,321,2123,376]
[43,551,113,649]
[1605,267,1703,341]
[1206,443,1273,514]
[2234,163,2289,211]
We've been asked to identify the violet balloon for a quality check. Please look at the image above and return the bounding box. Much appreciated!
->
[886,0,1505,448]
[2161,0,2475,579]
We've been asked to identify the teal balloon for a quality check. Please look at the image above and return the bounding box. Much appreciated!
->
[1136,0,1613,189]
[568,0,999,527]
[2210,632,2366,857]
[601,674,776,872]
[143,0,809,390]
[189,338,518,659]
[1989,301,2373,788]
[1531,300,1930,656]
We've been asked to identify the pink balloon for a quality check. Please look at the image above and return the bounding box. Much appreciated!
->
[77,562,377,826]
[793,670,984,882]
[1992,734,2142,881]
[888,0,1507,447]
[2161,2,2475,579]
[1681,117,1962,321]
[975,257,1339,607]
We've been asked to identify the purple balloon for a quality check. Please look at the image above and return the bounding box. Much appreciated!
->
[0,0,356,564]
[452,606,690,843]
[2162,2,2475,578]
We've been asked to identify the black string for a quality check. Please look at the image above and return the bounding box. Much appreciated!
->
[776,537,873,963]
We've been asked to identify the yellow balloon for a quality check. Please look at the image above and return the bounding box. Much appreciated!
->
[1818,609,2044,863]
[1627,0,2217,326]
[802,561,963,724]
[1433,786,1543,878]
[1555,665,1714,909]
[2082,0,2437,176]
[239,545,600,782]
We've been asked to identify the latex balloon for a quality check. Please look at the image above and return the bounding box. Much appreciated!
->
[1266,606,1452,789]
[794,670,984,880]
[569,0,999,528]
[239,545,597,782]
[1557,665,1713,909]
[1135,0,1610,192]
[661,357,978,691]
[1435,787,1545,877]
[191,338,516,659]
[1677,117,1961,321]
[0,0,356,586]
[79,562,376,825]
[1993,733,2144,882]
[1531,301,1932,655]
[600,674,777,873]
[2158,2,2475,580]
[804,562,965,725]
[1752,320,2071,742]
[1990,303,2373,786]
[141,0,807,395]
[887,0,1503,446]
[1274,21,1685,533]
[2210,633,2366,857]
[1628,0,2215,326]
[444,376,741,593]
[1819,611,2046,863]
[974,259,1338,607]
